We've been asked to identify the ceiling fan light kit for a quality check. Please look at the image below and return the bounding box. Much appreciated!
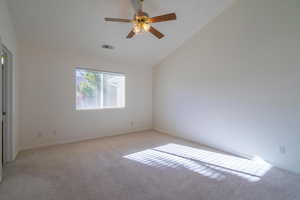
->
[104,0,177,39]
[133,14,151,34]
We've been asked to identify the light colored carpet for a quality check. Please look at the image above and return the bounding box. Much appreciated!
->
[0,131,299,200]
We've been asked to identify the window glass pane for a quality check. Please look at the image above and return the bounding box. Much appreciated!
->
[76,69,101,109]
[76,68,125,110]
[103,73,125,108]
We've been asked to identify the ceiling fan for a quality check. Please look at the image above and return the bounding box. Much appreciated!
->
[104,0,177,39]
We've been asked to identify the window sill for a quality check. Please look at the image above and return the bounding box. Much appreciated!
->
[76,107,126,111]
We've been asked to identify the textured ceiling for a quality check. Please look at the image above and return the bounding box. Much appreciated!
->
[8,0,234,66]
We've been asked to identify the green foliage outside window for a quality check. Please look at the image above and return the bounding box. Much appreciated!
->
[79,71,101,98]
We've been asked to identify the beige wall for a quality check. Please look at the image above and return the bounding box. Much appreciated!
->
[154,0,300,174]
[0,0,20,159]
[19,47,152,150]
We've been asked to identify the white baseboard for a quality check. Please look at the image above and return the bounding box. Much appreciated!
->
[154,127,253,160]
[21,127,253,161]
[21,128,153,151]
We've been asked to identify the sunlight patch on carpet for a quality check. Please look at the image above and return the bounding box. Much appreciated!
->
[124,143,272,182]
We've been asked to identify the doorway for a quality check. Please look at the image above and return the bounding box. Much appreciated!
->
[1,45,13,166]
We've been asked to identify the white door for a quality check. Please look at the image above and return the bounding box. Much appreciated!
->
[0,37,3,182]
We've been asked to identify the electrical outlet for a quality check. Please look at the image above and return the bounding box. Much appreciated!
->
[279,145,286,154]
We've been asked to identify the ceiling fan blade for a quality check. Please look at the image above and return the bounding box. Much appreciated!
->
[149,26,164,39]
[149,13,177,23]
[105,18,132,23]
[126,30,135,39]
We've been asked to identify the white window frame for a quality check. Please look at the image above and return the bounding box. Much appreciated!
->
[75,67,126,111]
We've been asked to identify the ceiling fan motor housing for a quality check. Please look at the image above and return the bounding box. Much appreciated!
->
[135,11,149,18]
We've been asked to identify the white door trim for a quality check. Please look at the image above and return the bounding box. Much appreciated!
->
[2,45,14,163]
[0,36,3,182]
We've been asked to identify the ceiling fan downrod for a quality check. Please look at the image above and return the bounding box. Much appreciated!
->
[139,0,144,12]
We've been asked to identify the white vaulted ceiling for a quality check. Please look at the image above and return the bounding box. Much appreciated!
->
[7,0,234,66]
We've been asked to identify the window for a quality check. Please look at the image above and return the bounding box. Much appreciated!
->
[76,68,125,110]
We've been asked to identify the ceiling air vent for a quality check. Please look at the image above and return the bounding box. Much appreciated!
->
[102,44,115,50]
